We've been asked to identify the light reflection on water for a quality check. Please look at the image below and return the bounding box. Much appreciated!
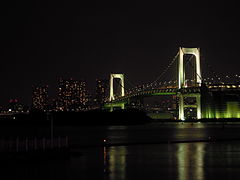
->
[6,140,240,180]
[177,143,205,180]
[104,146,127,180]
[103,143,207,180]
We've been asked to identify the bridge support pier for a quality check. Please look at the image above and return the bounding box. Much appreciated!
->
[178,93,201,120]
[179,94,184,120]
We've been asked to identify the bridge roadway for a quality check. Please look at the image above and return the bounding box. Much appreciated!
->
[105,84,240,107]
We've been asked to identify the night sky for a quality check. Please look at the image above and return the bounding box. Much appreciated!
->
[0,0,240,106]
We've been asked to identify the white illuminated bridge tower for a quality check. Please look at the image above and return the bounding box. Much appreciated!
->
[178,47,202,120]
[109,73,125,111]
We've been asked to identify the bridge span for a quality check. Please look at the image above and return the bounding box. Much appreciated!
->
[105,47,240,120]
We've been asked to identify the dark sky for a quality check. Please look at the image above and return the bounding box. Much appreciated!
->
[0,0,240,106]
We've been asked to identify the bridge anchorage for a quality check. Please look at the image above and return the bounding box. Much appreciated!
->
[105,47,202,120]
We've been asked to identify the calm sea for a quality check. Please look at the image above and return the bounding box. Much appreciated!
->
[1,122,240,180]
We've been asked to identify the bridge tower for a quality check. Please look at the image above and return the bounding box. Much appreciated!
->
[109,74,125,110]
[109,74,125,101]
[178,47,202,120]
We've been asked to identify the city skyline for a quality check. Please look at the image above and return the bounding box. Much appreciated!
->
[1,1,240,106]
[0,77,109,109]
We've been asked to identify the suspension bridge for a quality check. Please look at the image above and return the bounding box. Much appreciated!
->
[104,47,240,120]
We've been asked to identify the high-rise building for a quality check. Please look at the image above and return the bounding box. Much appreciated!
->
[57,78,87,111]
[32,85,48,111]
[79,80,88,107]
[95,79,108,106]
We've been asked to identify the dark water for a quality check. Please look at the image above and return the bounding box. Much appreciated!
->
[2,123,240,180]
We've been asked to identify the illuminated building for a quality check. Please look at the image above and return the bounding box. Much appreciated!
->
[7,99,24,113]
[95,79,109,106]
[32,85,48,111]
[57,78,87,111]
